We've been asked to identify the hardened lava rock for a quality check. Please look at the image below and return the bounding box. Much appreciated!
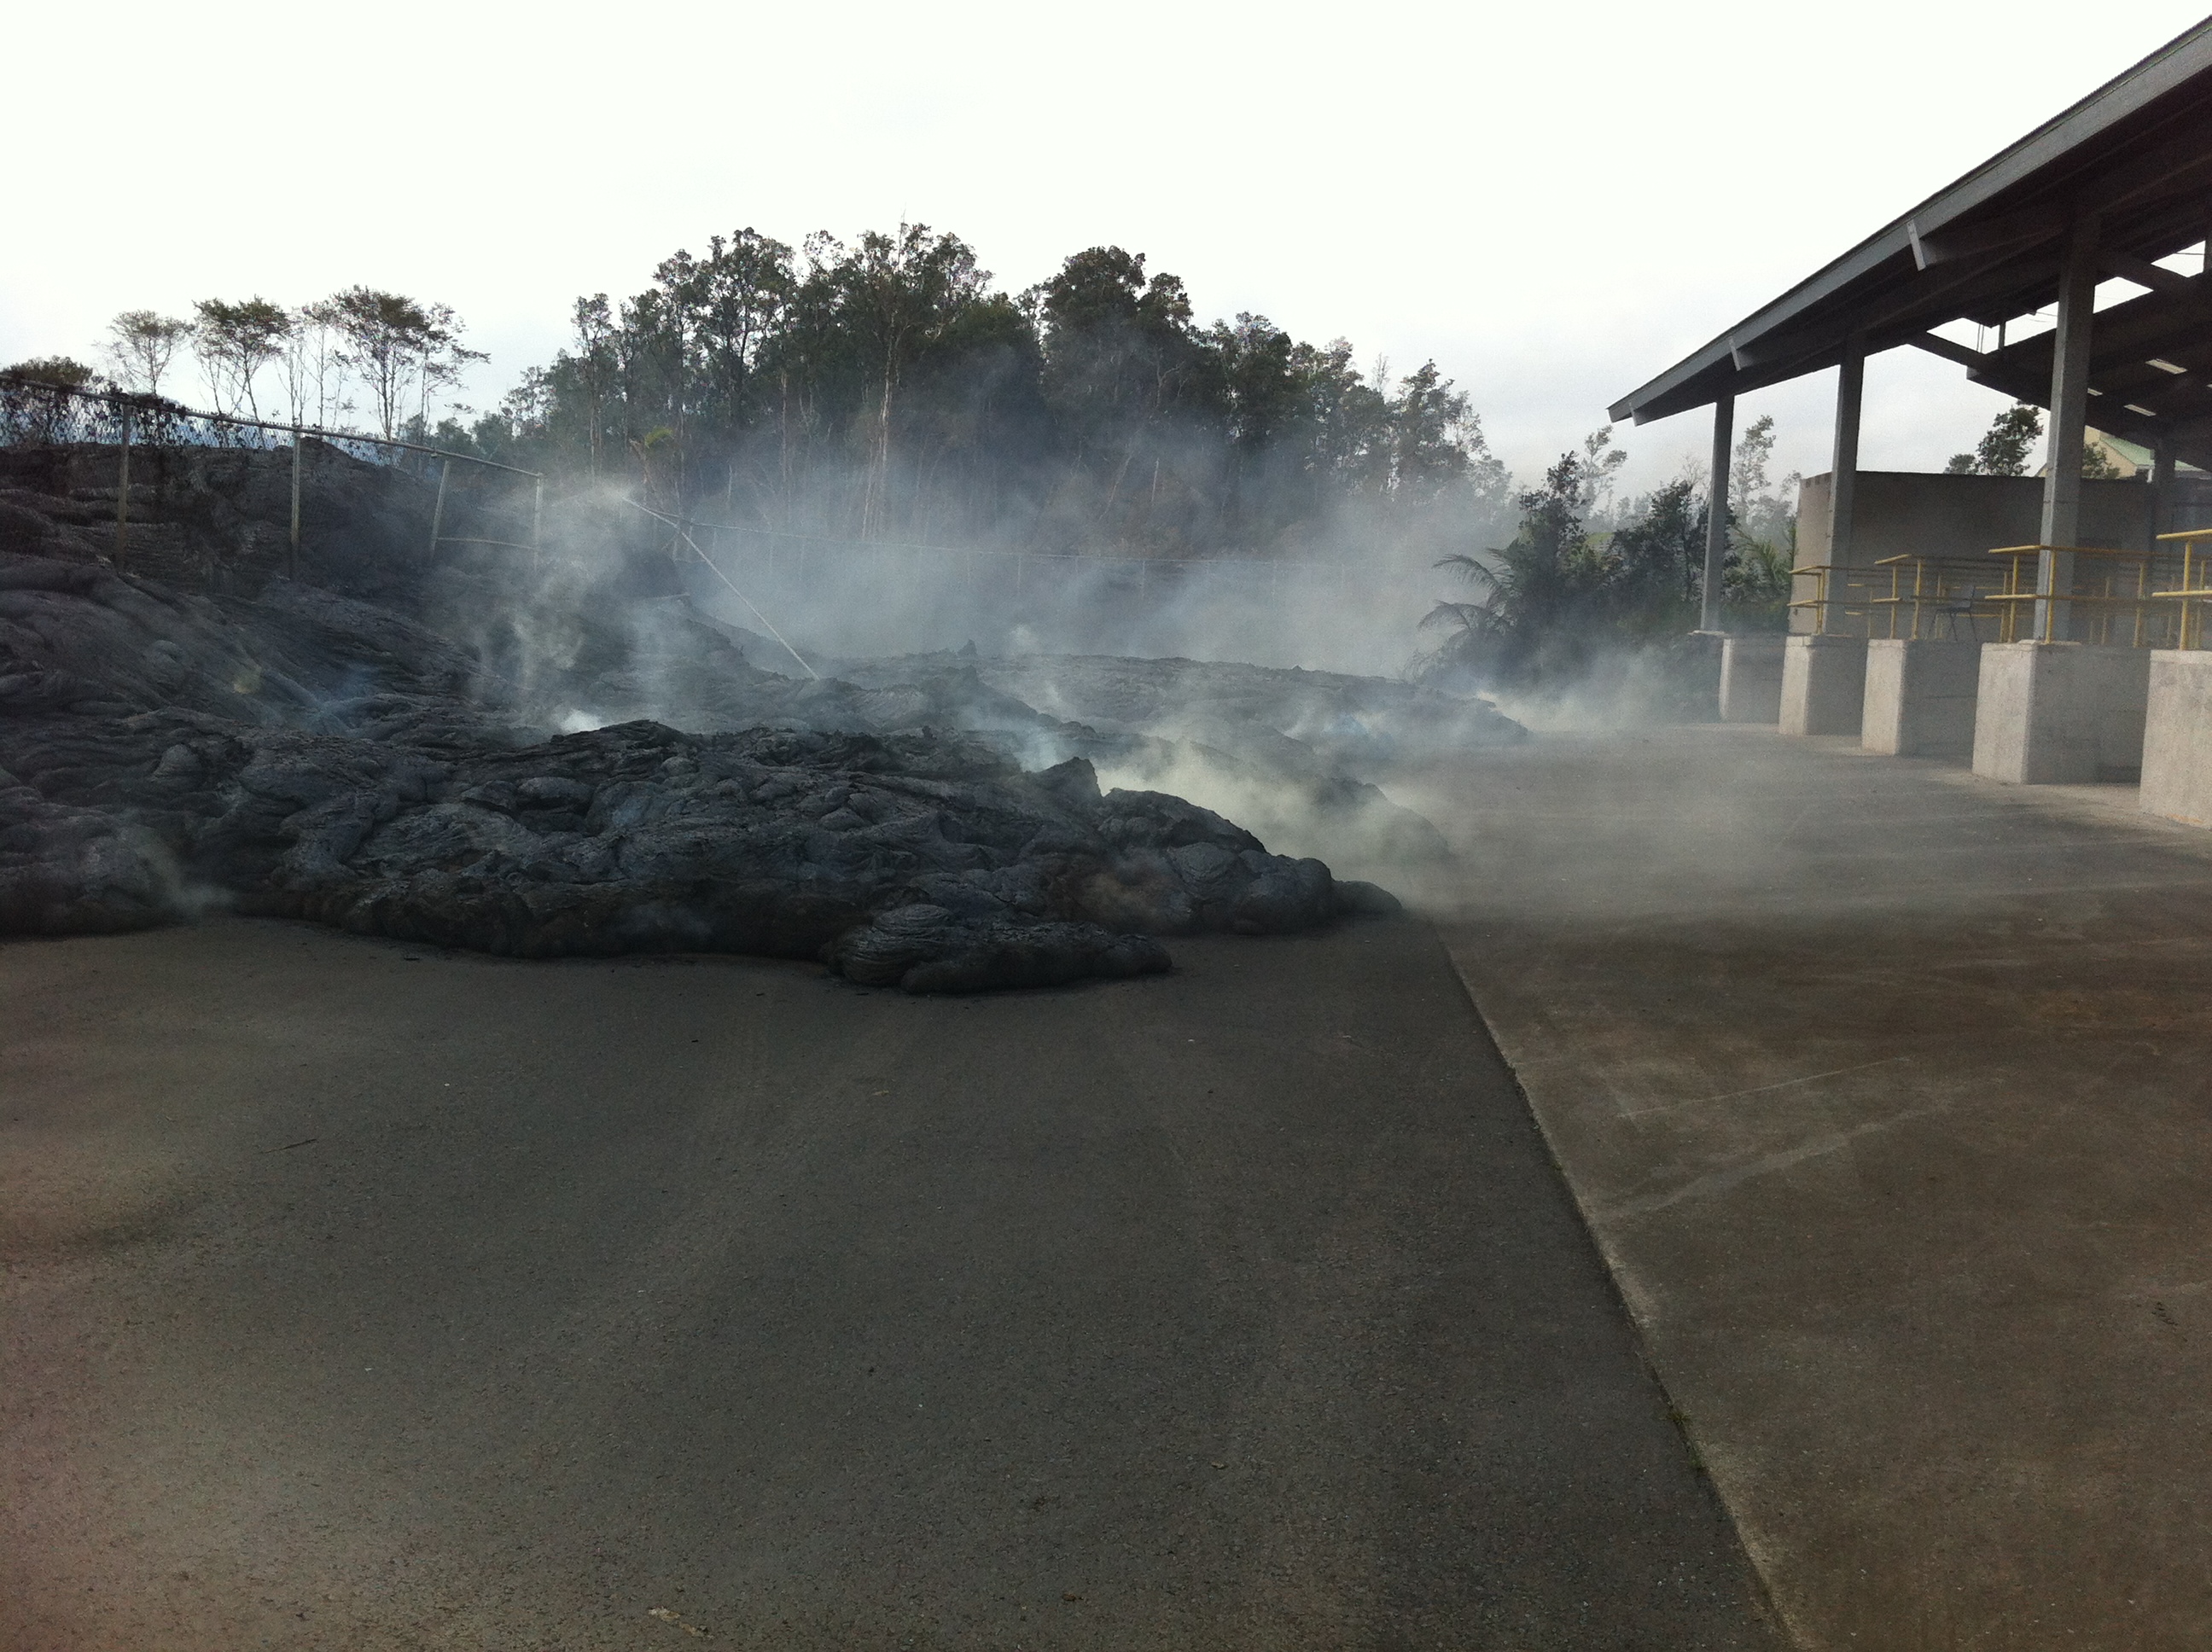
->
[0,550,1399,992]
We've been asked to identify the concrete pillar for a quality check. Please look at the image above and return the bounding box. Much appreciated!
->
[2037,218,2100,641]
[1828,339,1865,576]
[1863,639,1980,758]
[1702,395,1733,633]
[1779,633,1867,736]
[2142,650,2212,825]
[1719,634,1785,723]
[1971,641,2151,784]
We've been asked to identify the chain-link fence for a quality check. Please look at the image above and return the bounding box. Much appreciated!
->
[0,373,541,580]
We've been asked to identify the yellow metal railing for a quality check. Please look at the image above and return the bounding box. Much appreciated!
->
[2151,527,2212,650]
[1786,562,1889,637]
[1790,536,2212,647]
[1869,554,2005,640]
[1979,544,2181,646]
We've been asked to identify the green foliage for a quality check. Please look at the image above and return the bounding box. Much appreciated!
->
[1946,405,2135,480]
[191,297,291,420]
[1610,479,1706,626]
[484,227,1506,556]
[2081,439,2124,480]
[1420,448,1698,687]
[1725,521,1795,621]
[328,288,484,439]
[1728,413,1777,516]
[1946,404,2042,475]
[1420,421,1801,690]
[3,356,96,388]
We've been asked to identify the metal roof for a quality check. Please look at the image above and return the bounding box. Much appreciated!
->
[1609,18,2212,462]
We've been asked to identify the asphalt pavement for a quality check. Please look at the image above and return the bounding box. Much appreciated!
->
[2,912,1780,1649]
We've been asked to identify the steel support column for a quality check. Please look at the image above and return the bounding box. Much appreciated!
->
[1701,394,1734,632]
[2151,439,2175,553]
[2039,216,2100,639]
[1825,338,1866,633]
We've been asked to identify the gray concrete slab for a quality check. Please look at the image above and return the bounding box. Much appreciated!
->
[1394,727,2212,1650]
[0,915,1780,1650]
[1778,636,1866,738]
[1863,638,1980,759]
[1972,641,2151,784]
[2143,649,2212,826]
[1721,636,1786,724]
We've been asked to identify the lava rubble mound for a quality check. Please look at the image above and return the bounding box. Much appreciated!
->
[0,552,1397,992]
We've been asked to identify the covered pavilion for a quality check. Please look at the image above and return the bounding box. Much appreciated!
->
[1610,17,2212,818]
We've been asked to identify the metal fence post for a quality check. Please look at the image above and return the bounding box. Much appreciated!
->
[112,404,131,569]
[289,427,303,579]
[531,474,544,568]
[428,457,451,557]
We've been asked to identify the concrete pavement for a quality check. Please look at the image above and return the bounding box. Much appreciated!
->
[2,913,1780,1649]
[1398,727,2212,1650]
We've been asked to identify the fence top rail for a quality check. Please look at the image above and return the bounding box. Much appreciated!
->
[1982,590,2157,603]
[1986,542,2149,558]
[2157,527,2212,542]
[1871,552,2014,567]
[0,375,541,480]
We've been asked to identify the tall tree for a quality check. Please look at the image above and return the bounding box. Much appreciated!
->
[824,224,992,536]
[105,311,192,398]
[655,229,794,445]
[327,288,480,439]
[1039,247,1208,469]
[1728,412,1777,517]
[191,297,291,419]
[280,300,352,429]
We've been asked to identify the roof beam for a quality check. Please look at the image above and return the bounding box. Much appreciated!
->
[1905,334,2181,451]
[1728,246,2055,381]
[1609,21,2212,422]
[1910,203,2068,269]
[2079,127,2212,217]
[2101,247,2196,292]
[1917,130,2212,272]
[1908,333,1989,369]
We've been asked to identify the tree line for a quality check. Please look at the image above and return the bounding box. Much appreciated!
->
[14,226,1521,560]
[12,290,481,441]
[9,219,1837,687]
[447,224,1514,558]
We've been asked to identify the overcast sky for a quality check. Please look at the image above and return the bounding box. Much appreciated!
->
[9,1,2209,497]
